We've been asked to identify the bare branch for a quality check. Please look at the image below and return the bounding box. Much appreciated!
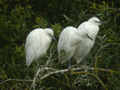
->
[39,66,120,81]
[1,66,120,90]
[31,67,57,90]
[0,79,33,85]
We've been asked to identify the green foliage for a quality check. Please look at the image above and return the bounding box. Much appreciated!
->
[34,16,48,28]
[51,23,62,37]
[0,0,120,90]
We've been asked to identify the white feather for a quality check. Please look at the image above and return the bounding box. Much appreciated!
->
[57,26,80,63]
[57,17,101,65]
[25,28,54,66]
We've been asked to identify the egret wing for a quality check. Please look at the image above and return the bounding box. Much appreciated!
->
[57,26,79,63]
[25,29,46,66]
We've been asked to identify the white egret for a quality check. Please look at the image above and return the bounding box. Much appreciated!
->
[25,28,55,67]
[57,17,102,68]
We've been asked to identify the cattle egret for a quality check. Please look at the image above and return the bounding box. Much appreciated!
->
[57,17,102,68]
[25,28,55,67]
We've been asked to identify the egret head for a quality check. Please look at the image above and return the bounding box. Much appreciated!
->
[88,17,102,26]
[45,28,56,40]
[45,28,54,36]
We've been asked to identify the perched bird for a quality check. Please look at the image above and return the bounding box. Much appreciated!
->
[25,28,55,67]
[57,17,102,68]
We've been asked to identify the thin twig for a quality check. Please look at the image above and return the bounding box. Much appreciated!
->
[31,67,57,90]
[94,42,120,74]
[39,66,120,81]
[0,79,33,85]
[72,72,108,90]
[1,66,120,88]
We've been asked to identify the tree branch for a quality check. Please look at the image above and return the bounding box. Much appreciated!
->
[39,66,120,81]
[1,66,120,90]
[0,79,33,85]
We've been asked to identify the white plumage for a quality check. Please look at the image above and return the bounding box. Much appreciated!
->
[57,17,102,67]
[25,28,54,66]
[57,26,80,64]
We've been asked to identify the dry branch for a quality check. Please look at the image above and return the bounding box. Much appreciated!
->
[1,66,120,90]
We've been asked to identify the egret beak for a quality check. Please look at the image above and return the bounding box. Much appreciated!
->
[100,21,106,24]
[52,36,57,41]
[97,21,103,25]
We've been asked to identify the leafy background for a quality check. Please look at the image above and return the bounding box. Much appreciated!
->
[0,0,120,90]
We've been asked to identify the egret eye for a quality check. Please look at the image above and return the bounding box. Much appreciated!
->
[48,33,56,41]
[95,20,100,23]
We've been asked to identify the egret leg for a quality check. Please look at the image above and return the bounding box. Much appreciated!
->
[36,63,40,69]
[68,59,74,90]
[68,59,72,70]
